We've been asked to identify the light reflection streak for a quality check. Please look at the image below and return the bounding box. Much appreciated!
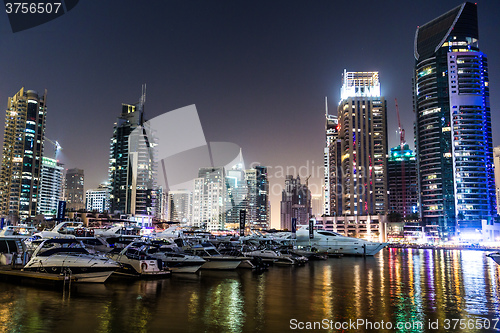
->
[354,263,361,319]
[321,264,333,320]
[202,280,244,332]
[460,251,489,316]
[424,249,435,305]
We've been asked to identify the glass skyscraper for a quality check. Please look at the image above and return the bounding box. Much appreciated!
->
[336,70,388,216]
[414,2,496,240]
[0,88,47,221]
[108,92,157,216]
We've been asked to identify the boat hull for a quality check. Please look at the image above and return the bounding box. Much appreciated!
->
[201,258,241,270]
[487,253,500,265]
[309,243,387,256]
[22,266,115,283]
[169,264,203,274]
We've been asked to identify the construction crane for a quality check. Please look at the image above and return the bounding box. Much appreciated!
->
[395,99,406,218]
[45,138,62,160]
[305,175,311,187]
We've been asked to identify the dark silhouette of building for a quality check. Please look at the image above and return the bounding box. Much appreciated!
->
[280,175,311,230]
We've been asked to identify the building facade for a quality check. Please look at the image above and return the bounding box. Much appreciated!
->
[37,157,64,216]
[414,2,496,240]
[315,215,388,242]
[167,190,192,223]
[85,183,110,213]
[108,94,157,216]
[323,98,338,216]
[192,167,227,230]
[336,70,388,216]
[65,168,84,211]
[280,175,311,230]
[0,88,47,221]
[387,144,418,219]
[245,165,269,229]
[494,146,500,216]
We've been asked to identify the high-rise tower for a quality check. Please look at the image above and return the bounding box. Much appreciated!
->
[324,97,338,216]
[65,168,84,211]
[108,89,157,216]
[414,2,496,239]
[0,88,47,221]
[387,144,418,219]
[336,70,388,216]
[38,157,64,216]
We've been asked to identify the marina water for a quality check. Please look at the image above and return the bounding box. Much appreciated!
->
[1,248,500,333]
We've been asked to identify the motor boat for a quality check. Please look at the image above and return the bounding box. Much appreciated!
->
[185,243,243,270]
[242,249,296,265]
[295,227,387,256]
[106,242,171,278]
[487,252,500,265]
[22,238,120,283]
[136,243,205,274]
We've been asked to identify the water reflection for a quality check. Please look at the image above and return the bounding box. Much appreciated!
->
[1,249,500,332]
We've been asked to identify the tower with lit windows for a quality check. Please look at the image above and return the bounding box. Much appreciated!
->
[38,157,64,216]
[336,70,388,216]
[0,88,47,221]
[108,90,157,216]
[324,100,338,216]
[414,2,496,240]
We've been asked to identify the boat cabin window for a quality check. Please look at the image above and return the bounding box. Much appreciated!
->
[38,247,88,256]
[318,231,339,236]
[0,240,19,253]
[81,239,101,246]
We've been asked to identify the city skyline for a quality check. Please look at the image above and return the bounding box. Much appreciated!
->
[1,1,500,227]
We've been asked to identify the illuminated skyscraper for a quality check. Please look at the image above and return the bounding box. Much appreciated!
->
[65,168,84,211]
[414,2,496,239]
[0,88,47,221]
[38,157,64,216]
[245,165,269,229]
[494,146,500,216]
[85,184,110,213]
[192,167,227,230]
[108,90,157,216]
[324,98,338,216]
[167,190,192,223]
[387,144,418,218]
[336,70,388,216]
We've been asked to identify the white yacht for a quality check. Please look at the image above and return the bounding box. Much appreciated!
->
[140,244,206,274]
[106,242,171,278]
[295,227,387,256]
[23,239,120,283]
[242,249,295,265]
[187,243,243,270]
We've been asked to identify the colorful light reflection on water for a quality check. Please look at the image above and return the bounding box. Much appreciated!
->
[0,249,499,332]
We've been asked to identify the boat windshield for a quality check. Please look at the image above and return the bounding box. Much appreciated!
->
[37,241,88,256]
[205,248,220,256]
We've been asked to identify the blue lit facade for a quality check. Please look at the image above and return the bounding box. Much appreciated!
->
[414,2,496,239]
[387,144,418,218]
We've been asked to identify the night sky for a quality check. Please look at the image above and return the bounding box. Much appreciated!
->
[1,0,499,227]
